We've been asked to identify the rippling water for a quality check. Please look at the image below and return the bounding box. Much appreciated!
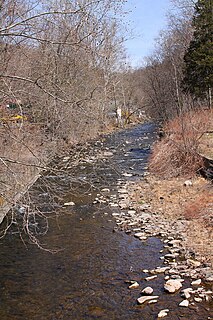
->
[0,123,212,319]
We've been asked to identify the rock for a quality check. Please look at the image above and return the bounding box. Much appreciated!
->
[112,213,120,217]
[182,288,193,299]
[184,180,193,186]
[142,269,149,273]
[194,297,202,302]
[191,279,202,286]
[103,151,113,157]
[101,188,110,192]
[148,299,158,304]
[141,287,154,295]
[129,282,140,289]
[164,253,178,259]
[139,236,147,241]
[158,309,169,318]
[137,296,159,305]
[145,275,157,281]
[127,210,136,214]
[122,172,133,177]
[206,276,213,282]
[164,279,183,293]
[134,232,144,238]
[154,267,170,274]
[179,300,189,307]
[62,156,70,162]
[187,259,201,267]
[63,201,75,206]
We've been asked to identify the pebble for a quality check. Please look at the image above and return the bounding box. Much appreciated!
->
[134,232,144,238]
[191,279,202,286]
[145,275,157,281]
[129,282,140,289]
[179,300,189,307]
[182,288,193,299]
[194,297,202,302]
[184,180,193,186]
[164,279,183,293]
[141,286,154,295]
[63,201,75,206]
[148,299,158,304]
[137,295,159,305]
[158,309,169,318]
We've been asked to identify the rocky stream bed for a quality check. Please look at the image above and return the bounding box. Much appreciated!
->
[0,123,212,319]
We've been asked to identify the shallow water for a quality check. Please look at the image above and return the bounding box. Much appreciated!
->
[0,123,212,320]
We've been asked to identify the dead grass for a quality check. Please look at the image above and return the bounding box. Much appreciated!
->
[149,109,213,178]
[131,174,213,265]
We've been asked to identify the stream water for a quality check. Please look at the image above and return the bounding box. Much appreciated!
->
[0,123,212,320]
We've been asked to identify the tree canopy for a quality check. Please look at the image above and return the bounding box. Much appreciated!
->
[182,0,213,103]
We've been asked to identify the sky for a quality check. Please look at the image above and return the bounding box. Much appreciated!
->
[123,0,173,67]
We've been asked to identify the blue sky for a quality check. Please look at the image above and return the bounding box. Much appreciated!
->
[123,0,173,67]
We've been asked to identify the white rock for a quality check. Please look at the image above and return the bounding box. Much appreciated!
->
[182,288,193,299]
[112,213,120,216]
[137,296,159,305]
[122,172,133,177]
[158,309,169,318]
[206,276,213,282]
[139,236,147,241]
[103,151,113,157]
[129,282,140,289]
[63,201,75,206]
[179,300,189,307]
[145,275,157,281]
[194,297,202,302]
[164,279,183,293]
[148,300,158,304]
[141,287,154,295]
[134,232,144,238]
[191,279,202,286]
[62,156,70,162]
[187,259,201,267]
[154,267,170,274]
[184,180,193,186]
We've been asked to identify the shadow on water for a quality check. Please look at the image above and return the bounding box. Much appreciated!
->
[0,123,212,319]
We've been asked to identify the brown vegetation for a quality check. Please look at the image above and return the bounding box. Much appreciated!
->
[149,109,212,178]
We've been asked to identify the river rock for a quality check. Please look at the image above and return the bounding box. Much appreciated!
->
[103,151,114,157]
[181,288,193,299]
[187,259,201,267]
[158,309,169,318]
[129,282,140,289]
[194,297,202,302]
[148,299,158,304]
[154,267,170,274]
[63,201,75,206]
[141,286,154,295]
[191,279,202,286]
[164,279,182,293]
[145,275,157,281]
[184,180,193,186]
[137,296,159,305]
[179,300,189,307]
[134,232,144,238]
[206,276,213,282]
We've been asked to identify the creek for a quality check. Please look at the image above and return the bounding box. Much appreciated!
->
[0,123,212,320]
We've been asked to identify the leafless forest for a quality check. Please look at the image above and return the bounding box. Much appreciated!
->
[0,0,212,243]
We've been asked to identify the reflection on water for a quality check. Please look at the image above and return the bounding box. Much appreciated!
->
[0,123,212,320]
